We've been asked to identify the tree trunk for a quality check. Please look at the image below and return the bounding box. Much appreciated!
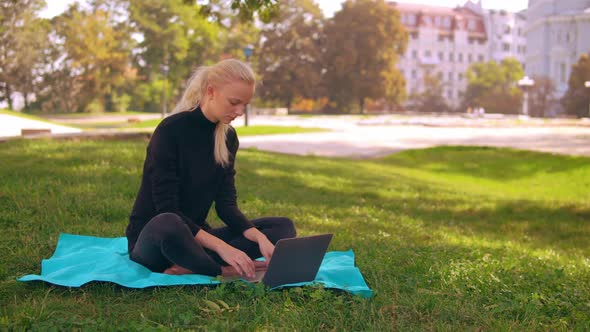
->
[4,84,13,110]
[359,97,365,114]
[24,91,30,111]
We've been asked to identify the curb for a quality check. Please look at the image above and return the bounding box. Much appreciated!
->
[0,131,152,143]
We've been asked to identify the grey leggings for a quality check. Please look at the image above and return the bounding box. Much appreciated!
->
[129,212,296,276]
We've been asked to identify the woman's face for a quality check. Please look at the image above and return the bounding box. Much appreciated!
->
[205,80,254,124]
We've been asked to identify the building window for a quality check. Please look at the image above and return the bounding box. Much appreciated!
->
[412,70,417,78]
[449,52,454,62]
[425,50,431,57]
[468,19,476,31]
[437,72,443,80]
[517,28,522,36]
[459,73,464,80]
[408,14,416,25]
[560,62,566,83]
[468,54,472,62]
[412,50,417,59]
[434,16,441,26]
[478,54,484,62]
[438,51,444,61]
[502,43,510,52]
[504,25,511,34]
[444,17,451,28]
[458,53,463,63]
[411,32,418,40]
[447,90,453,98]
[448,72,453,81]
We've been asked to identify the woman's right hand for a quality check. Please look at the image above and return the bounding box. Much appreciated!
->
[217,244,255,278]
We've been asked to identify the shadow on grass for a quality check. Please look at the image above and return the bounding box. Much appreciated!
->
[2,140,589,260]
[2,140,590,329]
[378,146,590,181]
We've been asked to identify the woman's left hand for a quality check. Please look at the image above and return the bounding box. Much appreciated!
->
[258,236,275,262]
[243,227,274,262]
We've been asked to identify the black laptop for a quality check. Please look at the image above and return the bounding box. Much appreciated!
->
[227,234,333,288]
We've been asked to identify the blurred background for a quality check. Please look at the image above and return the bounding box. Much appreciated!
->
[1,0,589,118]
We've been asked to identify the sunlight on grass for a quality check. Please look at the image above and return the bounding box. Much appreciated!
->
[1,141,589,330]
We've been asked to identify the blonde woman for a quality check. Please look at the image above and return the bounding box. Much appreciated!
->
[126,59,296,278]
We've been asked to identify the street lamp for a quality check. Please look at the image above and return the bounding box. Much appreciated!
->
[585,81,590,118]
[242,44,254,127]
[160,62,170,119]
[518,76,534,117]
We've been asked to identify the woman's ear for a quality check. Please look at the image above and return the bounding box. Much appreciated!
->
[206,84,214,99]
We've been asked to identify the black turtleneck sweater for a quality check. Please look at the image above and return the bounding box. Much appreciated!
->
[125,107,254,253]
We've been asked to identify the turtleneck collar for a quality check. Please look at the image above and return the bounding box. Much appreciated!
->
[191,105,217,129]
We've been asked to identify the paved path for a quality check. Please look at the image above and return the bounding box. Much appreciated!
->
[2,113,589,158]
[0,114,81,138]
[239,124,590,158]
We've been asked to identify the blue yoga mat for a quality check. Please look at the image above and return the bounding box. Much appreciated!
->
[18,233,373,298]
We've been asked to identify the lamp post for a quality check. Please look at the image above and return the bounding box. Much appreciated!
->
[585,81,590,118]
[518,76,534,117]
[160,62,170,119]
[242,44,253,127]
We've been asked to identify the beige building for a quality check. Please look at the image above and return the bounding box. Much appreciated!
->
[525,0,590,98]
[392,1,527,110]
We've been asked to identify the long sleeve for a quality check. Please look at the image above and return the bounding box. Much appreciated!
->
[148,126,201,235]
[214,130,255,233]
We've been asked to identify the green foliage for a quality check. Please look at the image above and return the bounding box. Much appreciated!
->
[0,0,47,111]
[257,0,324,111]
[529,75,556,118]
[198,0,280,23]
[409,73,449,112]
[36,2,134,113]
[562,53,590,118]
[464,57,524,114]
[1,141,589,329]
[128,0,221,113]
[323,0,408,113]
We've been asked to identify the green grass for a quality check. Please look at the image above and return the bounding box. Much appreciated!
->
[1,141,589,330]
[76,120,327,135]
[38,111,157,118]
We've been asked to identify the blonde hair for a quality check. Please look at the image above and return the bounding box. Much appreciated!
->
[172,59,256,167]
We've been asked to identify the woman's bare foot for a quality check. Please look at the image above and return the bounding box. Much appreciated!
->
[163,264,193,275]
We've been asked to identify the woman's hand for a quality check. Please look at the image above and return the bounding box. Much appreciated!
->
[217,244,255,278]
[243,227,275,262]
[257,237,275,262]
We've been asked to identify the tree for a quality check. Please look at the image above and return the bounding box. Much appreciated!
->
[256,0,324,112]
[323,0,407,113]
[463,57,524,114]
[562,53,590,118]
[410,73,449,112]
[45,2,133,112]
[197,0,279,23]
[0,0,46,110]
[529,75,556,118]
[128,0,221,114]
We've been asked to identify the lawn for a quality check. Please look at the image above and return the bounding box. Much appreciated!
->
[0,140,589,330]
[75,119,327,136]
